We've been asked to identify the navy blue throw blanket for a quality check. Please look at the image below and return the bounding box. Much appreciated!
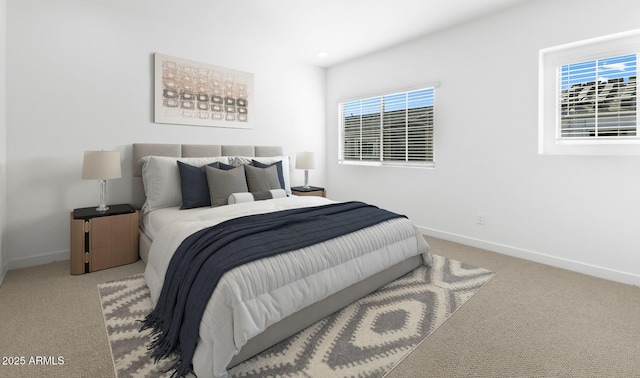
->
[140,201,406,377]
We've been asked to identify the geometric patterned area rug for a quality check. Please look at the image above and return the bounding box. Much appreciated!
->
[98,254,494,378]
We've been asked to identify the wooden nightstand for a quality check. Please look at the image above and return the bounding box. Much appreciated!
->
[291,186,326,197]
[70,204,139,275]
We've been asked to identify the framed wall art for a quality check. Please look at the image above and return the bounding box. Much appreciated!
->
[154,53,253,128]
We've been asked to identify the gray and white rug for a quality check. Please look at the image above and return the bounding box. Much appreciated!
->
[98,254,494,377]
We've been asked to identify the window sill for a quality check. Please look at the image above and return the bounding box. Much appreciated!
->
[539,137,640,155]
[338,160,435,169]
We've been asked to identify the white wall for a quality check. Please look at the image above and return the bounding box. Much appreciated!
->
[327,0,640,286]
[0,0,7,285]
[5,0,326,269]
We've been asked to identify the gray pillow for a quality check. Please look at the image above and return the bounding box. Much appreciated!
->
[244,164,282,192]
[205,165,249,206]
[177,161,234,209]
[251,160,285,190]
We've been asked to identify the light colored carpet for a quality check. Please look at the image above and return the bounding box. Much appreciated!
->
[387,238,640,378]
[1,236,639,377]
[0,258,144,378]
[97,255,493,377]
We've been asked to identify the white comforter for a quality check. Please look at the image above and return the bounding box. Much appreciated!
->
[144,196,431,378]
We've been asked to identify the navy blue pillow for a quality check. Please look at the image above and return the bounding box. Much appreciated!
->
[177,161,234,209]
[251,160,285,191]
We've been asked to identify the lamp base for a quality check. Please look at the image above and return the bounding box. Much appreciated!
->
[96,179,108,212]
[303,170,310,189]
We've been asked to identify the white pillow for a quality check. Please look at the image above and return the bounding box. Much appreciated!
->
[140,155,230,213]
[227,192,255,204]
[227,189,287,204]
[230,155,291,195]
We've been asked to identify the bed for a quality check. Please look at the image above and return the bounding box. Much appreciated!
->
[131,143,431,378]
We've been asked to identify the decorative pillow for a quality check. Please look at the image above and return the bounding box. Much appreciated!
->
[177,161,234,209]
[230,156,291,195]
[140,155,230,213]
[228,189,287,204]
[244,164,282,192]
[251,160,285,191]
[205,165,249,207]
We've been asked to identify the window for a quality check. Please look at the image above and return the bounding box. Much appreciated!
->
[539,29,640,155]
[339,86,435,167]
[560,54,636,138]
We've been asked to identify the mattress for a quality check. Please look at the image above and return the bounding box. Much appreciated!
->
[143,196,431,377]
[141,206,203,240]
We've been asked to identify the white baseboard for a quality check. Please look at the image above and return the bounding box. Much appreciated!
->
[418,226,640,287]
[7,250,69,271]
[4,230,639,287]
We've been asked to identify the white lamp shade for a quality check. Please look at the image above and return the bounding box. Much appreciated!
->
[295,151,316,170]
[81,151,122,180]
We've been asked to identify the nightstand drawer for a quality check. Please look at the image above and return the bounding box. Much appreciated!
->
[89,213,139,272]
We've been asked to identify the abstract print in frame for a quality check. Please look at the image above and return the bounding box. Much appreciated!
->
[154,53,253,128]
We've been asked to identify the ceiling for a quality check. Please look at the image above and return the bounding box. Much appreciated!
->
[83,0,533,67]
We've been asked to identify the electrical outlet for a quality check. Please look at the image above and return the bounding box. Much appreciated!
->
[476,213,485,225]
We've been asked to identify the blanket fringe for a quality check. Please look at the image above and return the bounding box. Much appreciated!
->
[139,313,192,377]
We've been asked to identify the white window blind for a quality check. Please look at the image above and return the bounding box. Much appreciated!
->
[559,54,637,138]
[340,87,435,165]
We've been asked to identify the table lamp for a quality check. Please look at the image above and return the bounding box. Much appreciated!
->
[295,151,315,189]
[82,150,122,212]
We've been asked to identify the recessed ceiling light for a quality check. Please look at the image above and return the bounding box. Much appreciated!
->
[316,51,328,58]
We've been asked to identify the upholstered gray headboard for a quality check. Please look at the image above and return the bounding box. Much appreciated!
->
[132,143,283,209]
